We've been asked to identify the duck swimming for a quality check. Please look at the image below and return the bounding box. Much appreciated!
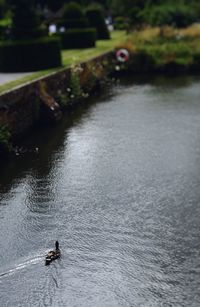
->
[45,241,60,265]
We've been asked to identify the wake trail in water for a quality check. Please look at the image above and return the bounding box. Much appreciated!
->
[0,254,44,279]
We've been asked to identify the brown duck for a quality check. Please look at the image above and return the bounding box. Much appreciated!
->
[45,241,60,265]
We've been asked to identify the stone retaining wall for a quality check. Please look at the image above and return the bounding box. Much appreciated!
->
[0,51,115,140]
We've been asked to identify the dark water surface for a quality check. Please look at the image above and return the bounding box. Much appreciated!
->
[0,75,200,307]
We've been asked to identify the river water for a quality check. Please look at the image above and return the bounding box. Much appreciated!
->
[0,75,200,307]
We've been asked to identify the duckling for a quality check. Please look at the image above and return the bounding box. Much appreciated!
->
[45,241,60,266]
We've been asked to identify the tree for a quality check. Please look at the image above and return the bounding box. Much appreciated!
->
[86,7,110,39]
[35,0,83,12]
[108,0,146,16]
[62,1,89,28]
[44,0,65,12]
[63,1,84,20]
[11,0,41,39]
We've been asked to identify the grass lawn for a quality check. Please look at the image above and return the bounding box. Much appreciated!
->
[0,31,126,94]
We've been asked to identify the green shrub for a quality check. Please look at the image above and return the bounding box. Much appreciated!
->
[60,2,90,30]
[11,27,45,40]
[147,40,193,64]
[141,3,198,28]
[0,37,62,72]
[114,16,128,30]
[61,18,89,29]
[11,0,42,40]
[0,17,11,39]
[59,1,96,48]
[129,7,144,28]
[86,8,110,40]
[69,67,82,98]
[170,5,198,28]
[60,28,96,49]
[63,2,84,20]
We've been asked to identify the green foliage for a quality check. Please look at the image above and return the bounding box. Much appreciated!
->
[59,1,97,49]
[0,17,11,27]
[141,3,198,28]
[69,69,82,98]
[86,8,110,39]
[0,31,126,93]
[60,1,90,30]
[108,0,146,16]
[11,0,42,40]
[45,0,65,12]
[59,65,82,108]
[1,0,62,72]
[128,7,144,28]
[60,28,96,49]
[61,18,89,29]
[58,93,70,108]
[0,124,11,153]
[11,27,45,40]
[0,37,62,72]
[108,0,199,28]
[63,2,84,20]
[127,28,200,71]
[114,17,128,30]
[141,41,193,67]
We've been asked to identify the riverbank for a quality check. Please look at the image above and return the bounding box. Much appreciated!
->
[120,25,200,73]
[0,31,127,156]
[1,25,200,156]
[0,31,125,94]
[0,50,117,156]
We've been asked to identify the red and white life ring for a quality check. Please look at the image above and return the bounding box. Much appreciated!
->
[116,49,130,62]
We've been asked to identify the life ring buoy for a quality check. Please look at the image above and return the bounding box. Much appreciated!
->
[116,49,130,62]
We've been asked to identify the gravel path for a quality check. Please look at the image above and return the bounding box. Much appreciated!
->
[0,72,33,85]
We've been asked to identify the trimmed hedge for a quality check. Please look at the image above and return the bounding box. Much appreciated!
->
[11,1,41,40]
[11,27,45,40]
[86,9,110,40]
[60,28,96,49]
[63,2,84,20]
[0,37,62,72]
[57,18,89,30]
